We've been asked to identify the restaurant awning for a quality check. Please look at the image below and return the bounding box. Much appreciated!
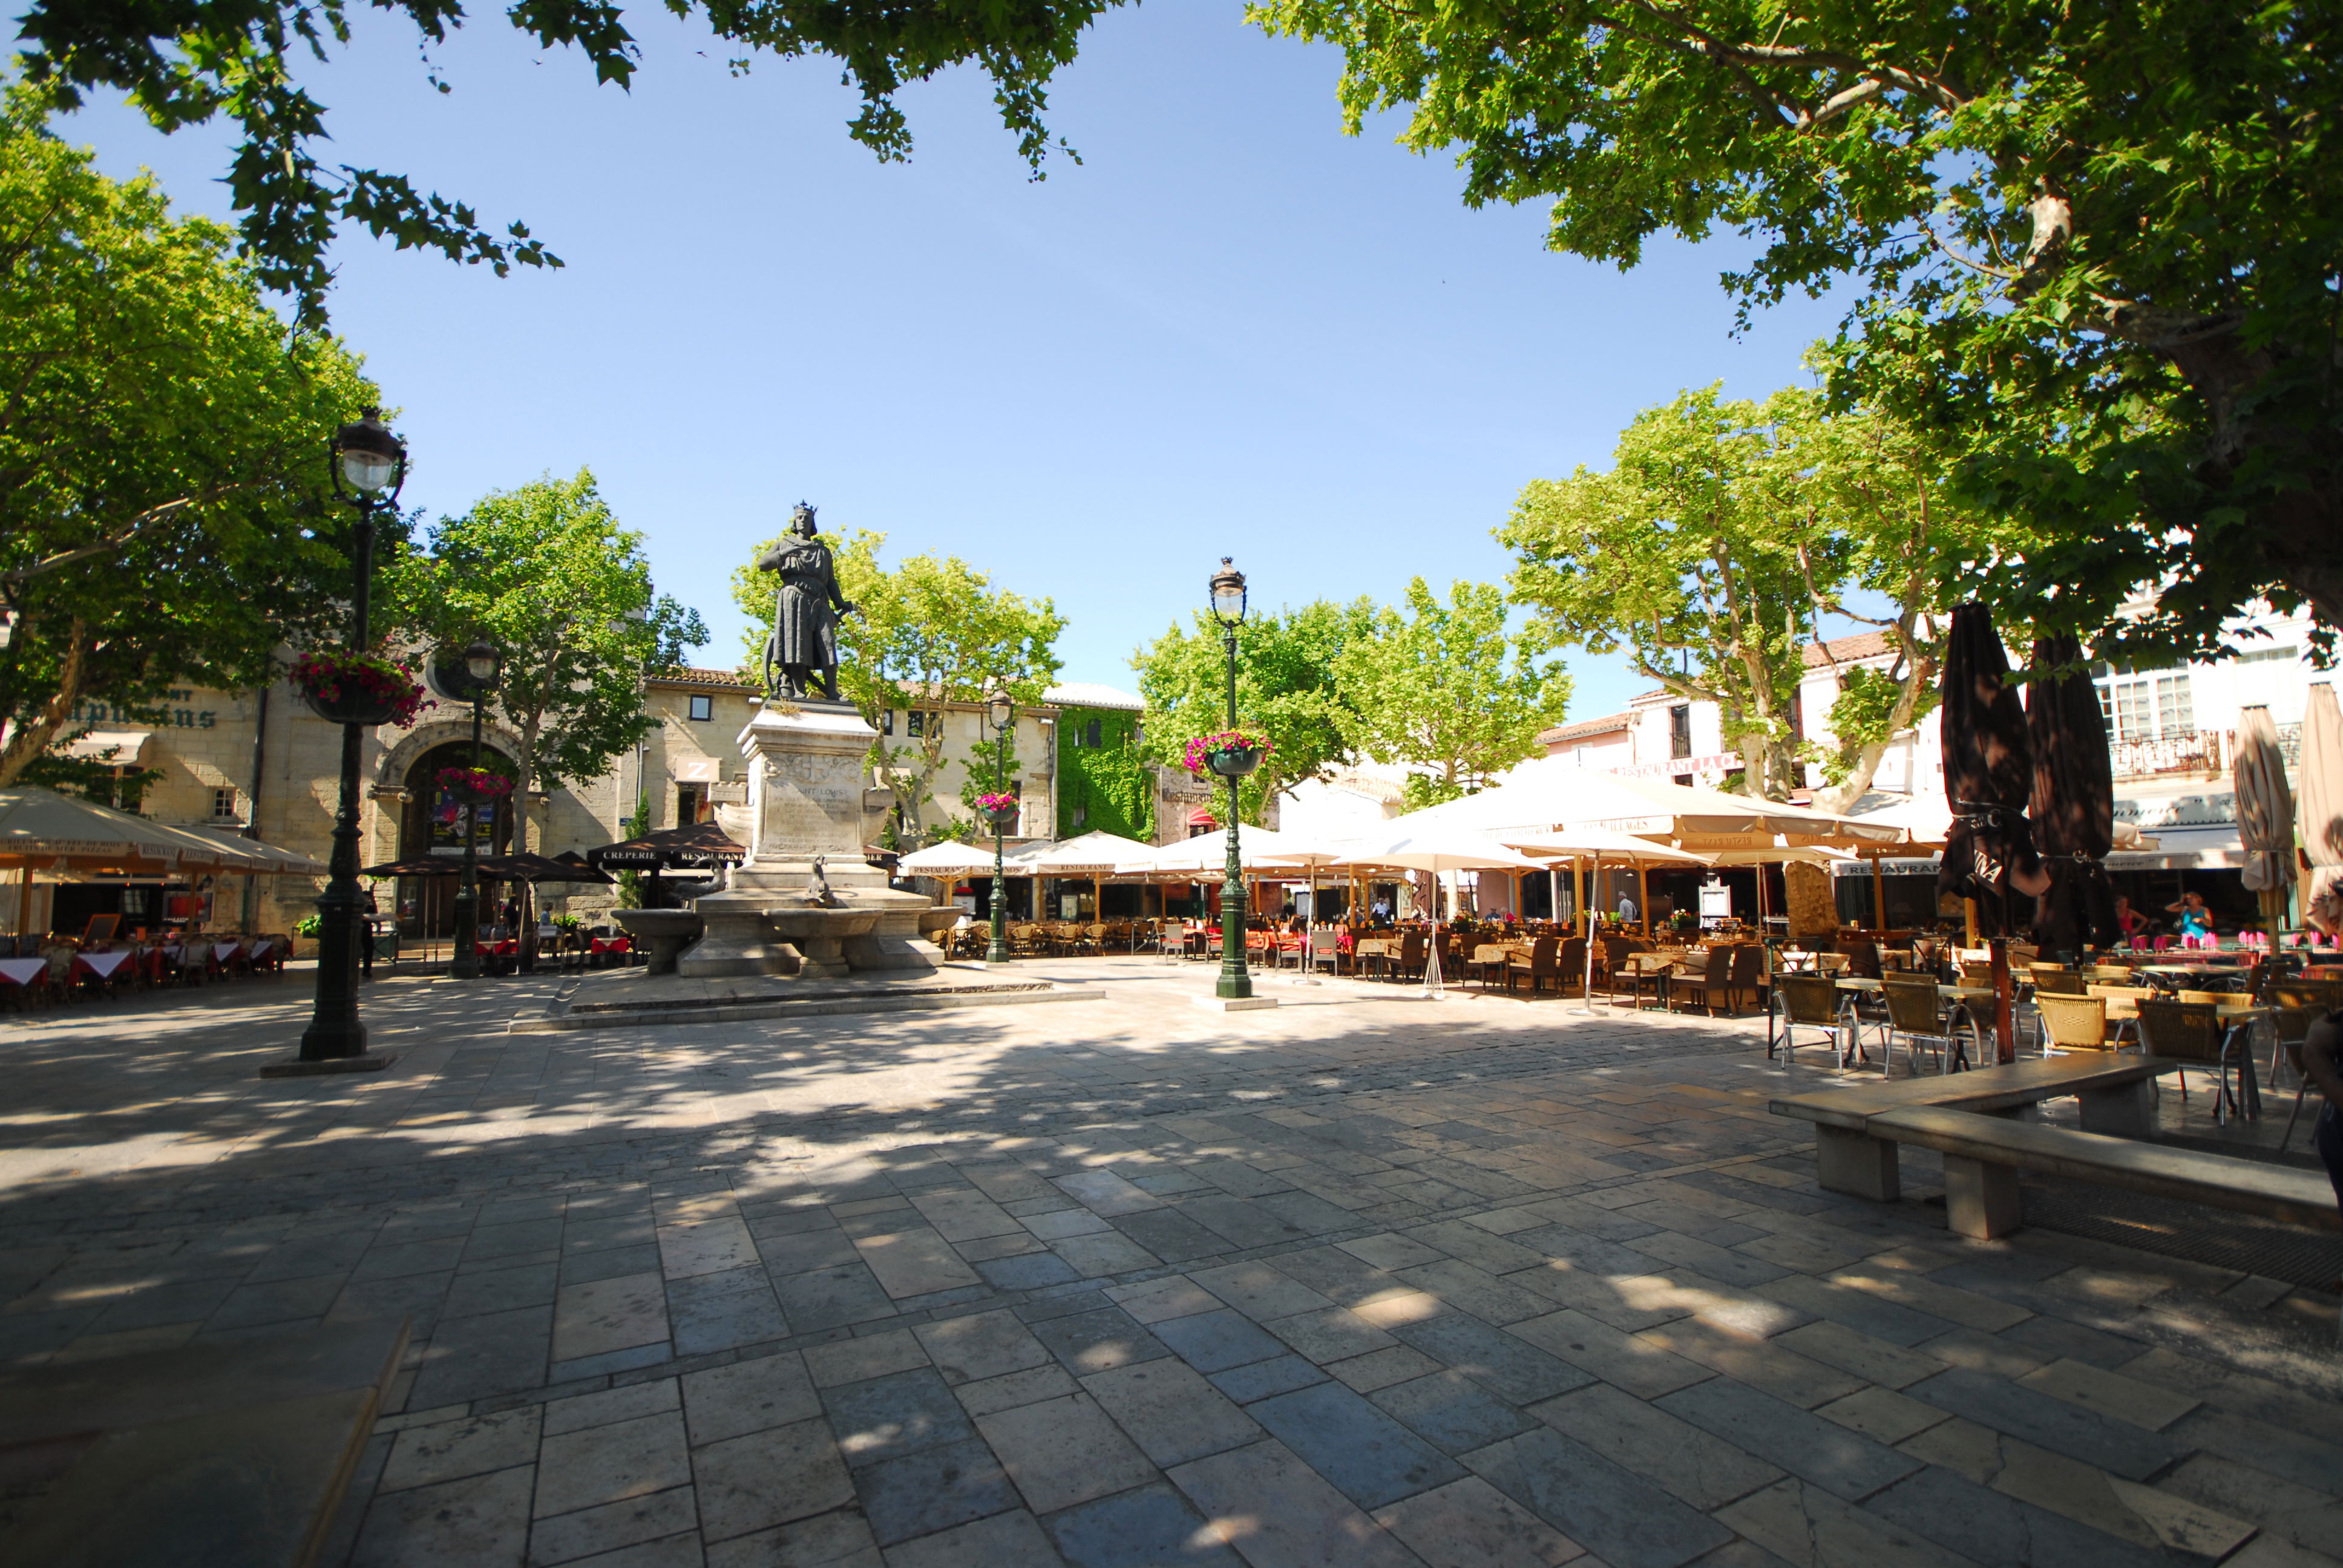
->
[59,728,154,765]
[585,820,746,869]
[1392,762,1907,849]
[0,787,273,874]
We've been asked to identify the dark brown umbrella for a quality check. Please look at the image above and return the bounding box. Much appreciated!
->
[2026,635,2119,956]
[1937,603,2051,938]
[585,820,746,869]
[482,852,615,885]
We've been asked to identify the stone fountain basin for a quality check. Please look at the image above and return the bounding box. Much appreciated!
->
[764,907,880,940]
[611,910,703,940]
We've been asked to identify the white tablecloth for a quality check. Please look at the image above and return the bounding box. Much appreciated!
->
[76,951,131,978]
[0,958,47,986]
[212,942,243,964]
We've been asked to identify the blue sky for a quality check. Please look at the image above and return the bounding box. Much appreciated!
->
[45,2,1846,720]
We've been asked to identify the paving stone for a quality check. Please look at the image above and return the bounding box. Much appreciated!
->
[1506,1308,1713,1399]
[2166,1406,2343,1498]
[1753,1276,1958,1349]
[1189,1261,1332,1321]
[1109,1208,1232,1264]
[1083,1359,1263,1466]
[1532,1382,1781,1511]
[554,1273,670,1364]
[1864,1463,2169,1568]
[775,1264,899,1333]
[1248,1379,1464,1509]
[669,1266,790,1356]
[682,1352,821,1445]
[382,1405,545,1492]
[853,1226,983,1300]
[1394,1260,1553,1327]
[915,1309,1054,1385]
[758,1228,863,1273]
[805,1328,929,1388]
[410,1303,555,1408]
[702,1507,874,1568]
[693,1416,856,1543]
[658,1217,759,1279]
[1264,1305,1398,1364]
[1340,1233,1449,1272]
[976,1392,1159,1515]
[545,1377,681,1438]
[1169,1439,1425,1568]
[1328,1345,1446,1394]
[852,1434,1021,1547]
[1810,1387,1950,1446]
[526,1483,697,1566]
[1826,1266,2031,1334]
[1152,1307,1288,1374]
[1023,1209,1116,1241]
[1208,1353,1330,1404]
[1658,1373,1921,1502]
[908,1188,1025,1243]
[1274,1244,1400,1307]
[1029,1305,1169,1375]
[534,1409,693,1519]
[1904,1367,2178,1481]
[1717,1476,1974,1568]
[1389,1311,1591,1405]
[208,1272,349,1331]
[1464,1426,1731,1568]
[1370,1475,1584,1568]
[822,1367,976,1469]
[1054,1171,1162,1217]
[2015,1357,2200,1432]
[1044,1481,1245,1568]
[1770,1321,1941,1391]
[1104,1277,1221,1325]
[352,1463,535,1568]
[1049,1233,1162,1278]
[2153,1455,2343,1558]
[977,1252,1083,1290]
[1371,1370,1538,1456]
[954,1363,1084,1418]
[1633,1319,1866,1410]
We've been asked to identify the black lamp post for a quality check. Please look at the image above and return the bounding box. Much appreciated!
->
[985,689,1014,965]
[448,638,501,981]
[1209,558,1253,1001]
[294,408,405,1065]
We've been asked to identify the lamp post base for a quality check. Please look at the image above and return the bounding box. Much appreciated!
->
[261,1051,398,1078]
[1192,995,1279,1013]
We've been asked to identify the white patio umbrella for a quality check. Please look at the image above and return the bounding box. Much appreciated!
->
[1116,823,1308,877]
[2301,684,2343,933]
[896,840,1012,877]
[2233,705,2296,932]
[1496,828,1708,1013]
[1331,830,1545,997]
[1018,830,1157,927]
[1398,760,1906,849]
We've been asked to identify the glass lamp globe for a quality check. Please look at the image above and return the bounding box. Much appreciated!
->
[1209,558,1248,626]
[463,639,500,685]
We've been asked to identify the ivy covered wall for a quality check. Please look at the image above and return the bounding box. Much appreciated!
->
[1056,706,1154,841]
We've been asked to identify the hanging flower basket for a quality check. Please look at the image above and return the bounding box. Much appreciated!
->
[436,765,513,805]
[292,651,430,728]
[974,791,1021,828]
[1182,730,1272,779]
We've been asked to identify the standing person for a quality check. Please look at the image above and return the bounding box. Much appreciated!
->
[2166,890,2213,945]
[1615,891,1638,926]
[2299,1010,2343,1298]
[2113,894,2147,946]
[359,885,378,979]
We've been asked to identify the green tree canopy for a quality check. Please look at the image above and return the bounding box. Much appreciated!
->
[16,2,1129,322]
[1131,598,1377,823]
[1334,577,1568,808]
[730,531,1063,846]
[1254,0,2343,658]
[0,86,380,786]
[394,468,706,843]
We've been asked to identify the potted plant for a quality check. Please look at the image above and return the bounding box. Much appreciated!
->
[436,765,514,805]
[292,651,430,728]
[975,791,1021,828]
[1182,730,1273,779]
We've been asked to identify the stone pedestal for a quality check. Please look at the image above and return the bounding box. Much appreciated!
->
[676,699,939,981]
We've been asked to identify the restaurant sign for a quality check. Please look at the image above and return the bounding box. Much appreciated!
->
[1608,753,1742,782]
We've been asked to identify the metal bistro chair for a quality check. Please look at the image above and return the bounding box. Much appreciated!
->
[2135,998,2255,1125]
[1307,927,1342,978]
[1880,976,1967,1076]
[1774,973,1861,1073]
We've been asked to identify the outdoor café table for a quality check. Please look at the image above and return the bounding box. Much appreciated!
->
[73,950,133,987]
[1834,977,1998,1070]
[2135,964,2252,995]
[0,956,45,997]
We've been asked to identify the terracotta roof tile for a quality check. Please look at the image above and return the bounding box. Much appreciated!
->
[1802,631,1893,668]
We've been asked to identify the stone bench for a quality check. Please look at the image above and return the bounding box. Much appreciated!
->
[1866,1104,2341,1240]
[1769,1053,2181,1203]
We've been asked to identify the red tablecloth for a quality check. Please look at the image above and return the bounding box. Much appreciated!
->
[474,939,520,957]
[589,936,631,955]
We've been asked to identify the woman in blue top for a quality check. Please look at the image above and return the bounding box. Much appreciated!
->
[2166,891,2214,941]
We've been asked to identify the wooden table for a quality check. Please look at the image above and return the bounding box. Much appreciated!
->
[2134,964,2252,994]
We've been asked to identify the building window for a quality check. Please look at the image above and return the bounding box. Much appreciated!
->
[1073,803,1088,828]
[211,786,239,820]
[880,709,894,736]
[687,694,713,722]
[1669,705,1693,760]
[907,711,924,739]
[677,783,709,825]
[2098,670,2194,740]
[1085,718,1102,748]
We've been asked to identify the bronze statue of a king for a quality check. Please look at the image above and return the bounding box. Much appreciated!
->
[756,502,857,701]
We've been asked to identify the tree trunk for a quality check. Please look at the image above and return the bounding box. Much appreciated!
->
[0,619,90,786]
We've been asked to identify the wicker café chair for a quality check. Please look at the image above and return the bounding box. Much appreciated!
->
[1774,973,1858,1073]
[2036,992,2121,1054]
[2135,998,2252,1123]
[1881,976,1962,1076]
[1667,946,1735,1017]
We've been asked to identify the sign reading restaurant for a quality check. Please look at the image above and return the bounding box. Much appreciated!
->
[1610,752,1742,782]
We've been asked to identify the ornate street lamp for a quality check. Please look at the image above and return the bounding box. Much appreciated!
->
[1208,558,1253,1001]
[295,408,405,1065]
[448,638,501,981]
[985,688,1015,965]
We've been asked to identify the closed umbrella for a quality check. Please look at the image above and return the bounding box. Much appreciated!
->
[1938,603,2050,938]
[2299,684,2343,935]
[2025,635,2119,956]
[2232,705,2296,935]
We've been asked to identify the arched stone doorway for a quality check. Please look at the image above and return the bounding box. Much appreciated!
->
[393,739,517,938]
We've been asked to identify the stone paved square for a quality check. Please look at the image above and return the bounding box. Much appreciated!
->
[1,956,2338,1567]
